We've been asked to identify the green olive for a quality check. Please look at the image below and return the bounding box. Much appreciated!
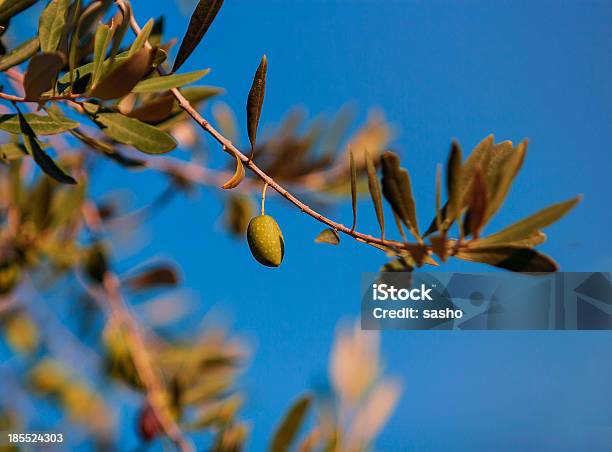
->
[246,215,284,267]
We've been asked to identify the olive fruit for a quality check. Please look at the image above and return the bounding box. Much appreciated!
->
[246,215,284,267]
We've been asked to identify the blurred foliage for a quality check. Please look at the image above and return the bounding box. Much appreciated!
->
[0,0,580,450]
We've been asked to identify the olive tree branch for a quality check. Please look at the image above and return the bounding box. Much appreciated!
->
[122,5,430,256]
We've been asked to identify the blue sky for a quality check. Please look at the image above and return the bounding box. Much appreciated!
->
[6,0,612,450]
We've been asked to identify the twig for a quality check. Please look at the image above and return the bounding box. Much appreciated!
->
[121,5,429,255]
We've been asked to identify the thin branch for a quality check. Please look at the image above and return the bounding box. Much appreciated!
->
[121,6,429,255]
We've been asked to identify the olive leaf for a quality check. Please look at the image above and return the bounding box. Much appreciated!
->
[269,395,312,452]
[38,0,70,53]
[108,2,131,65]
[69,1,103,85]
[471,196,581,247]
[128,18,153,57]
[435,164,442,232]
[172,0,224,72]
[123,265,180,290]
[467,166,487,239]
[424,135,494,236]
[93,111,177,154]
[23,52,65,99]
[0,36,38,71]
[455,245,558,272]
[365,150,385,239]
[380,151,419,239]
[126,95,175,123]
[0,0,39,23]
[349,148,357,231]
[483,140,526,224]
[221,154,245,189]
[89,47,156,100]
[17,110,76,185]
[246,55,267,159]
[0,113,78,135]
[315,228,340,245]
[445,141,462,230]
[91,23,114,87]
[131,69,210,93]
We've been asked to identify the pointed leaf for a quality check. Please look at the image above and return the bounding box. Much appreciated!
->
[91,22,114,86]
[315,228,340,245]
[94,112,177,154]
[128,18,153,57]
[455,245,558,272]
[89,47,156,100]
[172,0,224,72]
[221,155,245,189]
[483,140,526,223]
[0,36,39,71]
[131,69,210,93]
[0,0,38,23]
[467,166,487,238]
[349,149,357,231]
[17,111,76,184]
[0,113,78,135]
[270,395,312,452]
[445,140,463,229]
[472,196,580,247]
[109,3,131,64]
[246,54,267,158]
[38,0,70,53]
[23,52,65,99]
[380,151,419,239]
[365,150,385,239]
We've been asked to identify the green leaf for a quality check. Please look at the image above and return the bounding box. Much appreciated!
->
[380,151,419,239]
[93,112,177,154]
[349,149,357,231]
[0,0,38,23]
[108,3,131,64]
[315,228,340,245]
[59,51,130,85]
[472,196,581,247]
[89,47,156,100]
[131,69,210,93]
[269,395,312,452]
[91,23,114,87]
[38,0,70,53]
[246,55,267,158]
[172,0,224,72]
[17,110,76,184]
[0,37,39,72]
[128,18,153,57]
[0,113,78,135]
[69,1,102,85]
[365,150,385,239]
[455,245,558,272]
[23,52,64,100]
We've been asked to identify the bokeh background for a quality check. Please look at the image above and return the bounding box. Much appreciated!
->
[6,0,612,450]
